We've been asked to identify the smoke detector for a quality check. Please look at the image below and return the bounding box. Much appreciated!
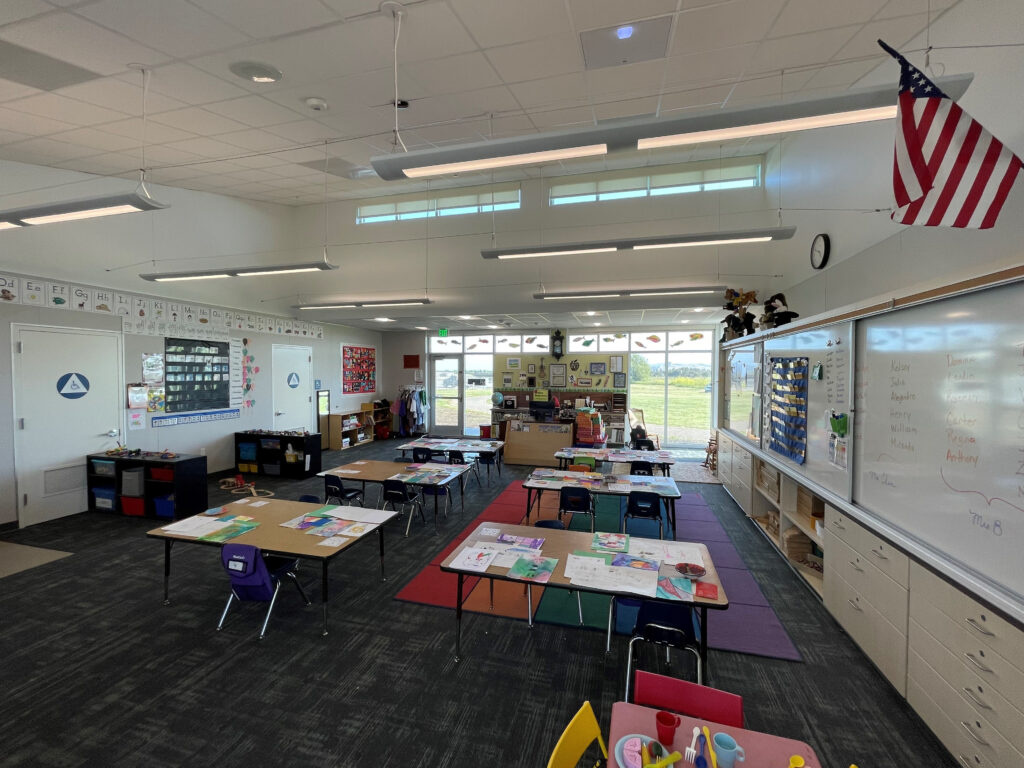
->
[304,96,329,112]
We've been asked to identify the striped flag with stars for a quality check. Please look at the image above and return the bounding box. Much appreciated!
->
[878,39,1022,229]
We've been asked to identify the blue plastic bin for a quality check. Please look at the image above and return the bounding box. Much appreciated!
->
[92,486,116,510]
[238,442,258,460]
[153,495,175,518]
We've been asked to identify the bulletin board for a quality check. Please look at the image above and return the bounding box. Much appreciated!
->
[164,337,231,413]
[343,345,376,393]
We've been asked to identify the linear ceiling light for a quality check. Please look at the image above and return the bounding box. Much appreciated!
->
[627,289,716,297]
[295,298,432,310]
[483,227,795,260]
[371,74,971,180]
[0,191,167,230]
[534,286,723,301]
[140,260,337,282]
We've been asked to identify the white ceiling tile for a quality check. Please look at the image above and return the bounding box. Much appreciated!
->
[0,0,50,26]
[263,120,339,143]
[834,14,932,61]
[137,144,204,164]
[56,155,130,175]
[317,107,391,138]
[0,127,31,144]
[450,0,572,49]
[391,2,479,62]
[669,0,786,56]
[487,36,586,84]
[876,0,957,20]
[769,0,888,38]
[489,113,538,138]
[568,0,679,30]
[203,95,306,128]
[0,77,42,103]
[663,44,757,87]
[217,128,293,152]
[0,105,75,134]
[150,106,251,135]
[593,96,659,122]
[134,63,249,105]
[586,59,666,99]
[530,105,595,130]
[803,58,883,90]
[658,83,734,113]
[2,135,96,161]
[189,0,341,38]
[746,26,860,75]
[56,77,187,115]
[509,73,588,110]
[77,0,251,58]
[230,153,293,170]
[444,85,521,117]
[100,117,197,143]
[6,93,131,126]
[50,126,141,152]
[404,52,503,96]
[0,13,170,76]
[161,136,247,159]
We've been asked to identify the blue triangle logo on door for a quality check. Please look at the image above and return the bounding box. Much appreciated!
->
[56,372,90,399]
[287,372,300,388]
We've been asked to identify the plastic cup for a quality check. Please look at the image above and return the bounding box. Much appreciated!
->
[655,710,681,747]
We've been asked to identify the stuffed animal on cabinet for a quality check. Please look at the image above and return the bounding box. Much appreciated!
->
[766,293,799,326]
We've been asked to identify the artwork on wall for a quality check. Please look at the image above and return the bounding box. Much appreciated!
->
[610,356,624,373]
[403,354,420,369]
[507,357,521,370]
[502,372,513,386]
[589,362,606,375]
[343,345,376,394]
[549,364,567,387]
[576,376,593,387]
[613,372,627,388]
[528,363,536,374]
[163,337,231,413]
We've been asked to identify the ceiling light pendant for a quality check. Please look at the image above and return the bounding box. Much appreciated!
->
[140,260,337,282]
[0,191,167,230]
[295,298,432,310]
[534,285,722,301]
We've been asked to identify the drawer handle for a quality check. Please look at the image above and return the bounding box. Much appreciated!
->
[847,598,863,612]
[963,653,993,673]
[833,520,846,530]
[966,617,995,637]
[870,548,888,560]
[959,721,990,747]
[962,687,992,710]
[849,560,864,573]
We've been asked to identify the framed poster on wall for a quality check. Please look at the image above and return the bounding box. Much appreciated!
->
[343,345,376,393]
[550,364,567,387]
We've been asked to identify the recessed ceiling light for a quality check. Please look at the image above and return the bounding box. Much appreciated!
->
[693,308,705,312]
[415,326,430,330]
[680,320,690,324]
[458,315,474,319]
[616,26,634,40]
[374,317,395,322]
[487,325,499,329]
[593,322,602,326]
[229,61,282,84]
[586,311,597,316]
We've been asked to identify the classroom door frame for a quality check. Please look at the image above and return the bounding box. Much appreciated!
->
[429,354,463,436]
[271,344,313,432]
[11,323,124,528]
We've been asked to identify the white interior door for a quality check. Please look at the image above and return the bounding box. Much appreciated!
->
[272,345,312,431]
[430,355,463,436]
[13,325,122,527]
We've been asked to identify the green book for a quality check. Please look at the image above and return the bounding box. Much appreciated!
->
[199,516,259,543]
[507,555,557,584]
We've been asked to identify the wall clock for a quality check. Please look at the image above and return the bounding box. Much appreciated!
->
[810,233,831,269]
[551,330,564,359]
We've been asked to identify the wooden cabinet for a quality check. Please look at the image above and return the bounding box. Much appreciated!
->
[234,432,321,478]
[328,407,377,450]
[717,431,753,516]
[87,452,207,519]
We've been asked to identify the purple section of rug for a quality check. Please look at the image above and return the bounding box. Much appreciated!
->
[675,520,731,542]
[702,541,747,569]
[705,604,802,661]
[674,505,718,522]
[715,567,771,607]
[677,492,706,505]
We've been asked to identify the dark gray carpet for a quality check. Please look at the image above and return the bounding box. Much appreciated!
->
[0,438,955,768]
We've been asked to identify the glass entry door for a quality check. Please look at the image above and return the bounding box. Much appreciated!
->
[430,356,462,435]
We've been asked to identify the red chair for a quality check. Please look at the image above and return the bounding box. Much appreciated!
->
[632,670,744,727]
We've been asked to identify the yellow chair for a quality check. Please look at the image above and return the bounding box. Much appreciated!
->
[546,701,608,768]
[575,456,597,471]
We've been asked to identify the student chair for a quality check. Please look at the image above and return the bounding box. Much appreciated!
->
[625,600,703,701]
[324,476,364,507]
[622,490,664,539]
[523,519,584,626]
[297,493,320,504]
[412,447,433,464]
[574,455,597,470]
[633,438,656,451]
[477,449,501,481]
[606,597,641,653]
[217,544,310,640]
[419,482,451,529]
[632,670,744,727]
[545,701,608,768]
[630,460,655,476]
[558,486,595,532]
[448,449,480,486]
[381,479,425,536]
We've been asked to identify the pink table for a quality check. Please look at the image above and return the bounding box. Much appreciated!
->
[608,702,822,768]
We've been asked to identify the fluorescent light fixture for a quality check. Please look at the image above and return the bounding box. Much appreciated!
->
[360,300,431,308]
[374,317,396,322]
[484,227,794,260]
[458,315,474,319]
[627,289,716,297]
[539,293,621,300]
[297,303,357,310]
[534,285,722,302]
[415,326,431,330]
[295,298,431,310]
[1,191,167,230]
[372,74,971,180]
[141,260,336,282]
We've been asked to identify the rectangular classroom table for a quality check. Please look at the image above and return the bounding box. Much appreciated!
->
[146,498,397,636]
[523,469,682,538]
[395,437,504,459]
[440,522,727,665]
[555,447,676,476]
[318,460,472,531]
[609,702,822,768]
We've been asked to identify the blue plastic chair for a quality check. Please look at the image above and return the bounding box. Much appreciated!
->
[558,486,595,532]
[412,447,434,464]
[622,490,664,539]
[324,476,363,506]
[630,460,655,476]
[217,544,310,640]
[298,493,320,503]
[381,479,425,536]
[624,600,703,700]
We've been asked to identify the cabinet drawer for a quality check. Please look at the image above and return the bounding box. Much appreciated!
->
[825,505,908,586]
[826,531,908,633]
[910,590,1024,714]
[907,675,1007,768]
[732,446,751,472]
[826,569,907,693]
[910,618,1024,754]
[911,563,1024,668]
[909,651,1024,768]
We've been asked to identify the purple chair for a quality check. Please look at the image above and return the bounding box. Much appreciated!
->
[217,544,310,640]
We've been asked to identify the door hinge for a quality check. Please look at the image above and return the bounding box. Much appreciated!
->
[16,341,22,353]
[17,418,25,430]
[23,493,28,507]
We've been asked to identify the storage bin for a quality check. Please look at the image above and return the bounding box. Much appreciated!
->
[91,459,116,476]
[120,496,145,517]
[479,425,491,438]
[238,442,258,460]
[153,495,175,518]
[260,438,281,450]
[121,467,144,496]
[92,486,116,510]
[149,467,174,482]
[262,463,281,475]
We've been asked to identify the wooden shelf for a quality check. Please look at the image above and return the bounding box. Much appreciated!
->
[752,515,779,545]
[786,508,824,548]
[754,484,781,508]
[791,560,824,597]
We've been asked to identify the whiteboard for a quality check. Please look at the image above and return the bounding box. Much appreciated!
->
[853,281,1024,601]
[724,342,762,446]
[762,322,853,497]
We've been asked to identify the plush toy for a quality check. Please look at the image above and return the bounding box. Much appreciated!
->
[757,300,775,332]
[767,293,799,326]
[721,288,758,340]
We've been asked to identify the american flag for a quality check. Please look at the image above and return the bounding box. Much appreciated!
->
[879,39,1022,229]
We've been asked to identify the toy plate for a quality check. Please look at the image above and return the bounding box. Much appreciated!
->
[675,562,707,578]
[614,734,673,768]
[203,507,226,516]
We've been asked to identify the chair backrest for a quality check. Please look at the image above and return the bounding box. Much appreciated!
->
[575,456,597,470]
[298,493,320,503]
[630,460,655,476]
[448,449,467,465]
[535,519,565,530]
[546,701,608,768]
[477,451,497,464]
[382,479,414,502]
[412,447,433,463]
[221,544,275,602]
[634,438,656,451]
[324,476,346,495]
[633,670,743,727]
[559,486,592,512]
[626,490,661,518]
[633,599,700,646]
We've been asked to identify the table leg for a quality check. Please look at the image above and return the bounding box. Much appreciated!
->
[527,584,534,628]
[321,560,330,636]
[460,475,466,514]
[664,498,676,539]
[378,527,386,581]
[455,572,464,662]
[699,606,708,680]
[525,487,533,522]
[162,539,172,605]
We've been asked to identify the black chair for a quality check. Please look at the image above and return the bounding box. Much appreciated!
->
[217,544,310,640]
[448,449,481,486]
[557,486,595,532]
[624,600,703,700]
[324,475,364,506]
[412,447,433,464]
[633,438,656,451]
[622,490,664,539]
[477,450,501,481]
[630,461,655,476]
[298,493,320,503]
[381,479,425,536]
